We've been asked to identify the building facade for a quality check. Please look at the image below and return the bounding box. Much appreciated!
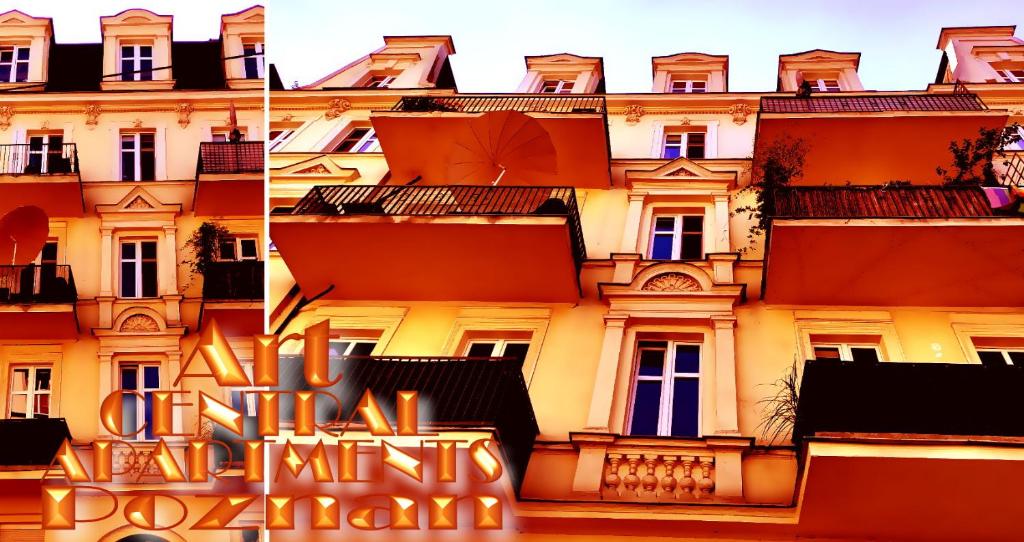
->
[0,6,265,541]
[268,27,1024,541]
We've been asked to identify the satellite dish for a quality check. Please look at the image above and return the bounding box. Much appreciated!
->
[0,206,49,265]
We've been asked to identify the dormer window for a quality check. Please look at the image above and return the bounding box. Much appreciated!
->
[242,39,264,79]
[808,77,841,92]
[540,79,574,94]
[998,68,1024,83]
[120,44,154,81]
[669,77,707,93]
[0,45,29,83]
[365,74,395,88]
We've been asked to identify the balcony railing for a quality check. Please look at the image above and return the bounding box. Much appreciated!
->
[289,184,587,271]
[0,265,77,304]
[0,143,78,176]
[772,185,998,219]
[761,93,987,114]
[202,260,264,300]
[390,95,606,114]
[793,360,1024,443]
[276,355,539,490]
[0,418,72,467]
[197,141,264,175]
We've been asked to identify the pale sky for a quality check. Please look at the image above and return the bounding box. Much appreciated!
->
[0,0,263,42]
[268,0,1022,92]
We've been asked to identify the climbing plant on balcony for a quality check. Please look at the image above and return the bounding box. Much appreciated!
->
[937,123,1022,186]
[734,135,807,243]
[182,221,231,287]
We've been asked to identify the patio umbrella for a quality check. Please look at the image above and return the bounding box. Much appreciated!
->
[0,205,49,265]
[228,101,242,142]
[448,110,557,185]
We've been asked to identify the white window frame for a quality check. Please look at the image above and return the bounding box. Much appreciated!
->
[242,40,265,79]
[119,239,157,299]
[229,361,258,417]
[669,78,707,94]
[327,339,378,357]
[268,129,294,151]
[27,134,65,174]
[998,69,1024,83]
[649,213,704,260]
[218,236,260,262]
[810,78,841,92]
[976,348,1024,366]
[662,130,706,159]
[8,365,52,419]
[120,363,160,441]
[540,79,575,94]
[334,127,379,153]
[211,129,247,143]
[811,343,882,362]
[0,44,30,83]
[119,43,153,82]
[626,341,702,438]
[365,74,396,88]
[463,339,530,358]
[120,132,155,181]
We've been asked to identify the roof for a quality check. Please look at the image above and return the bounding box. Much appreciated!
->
[778,49,862,71]
[937,25,1018,49]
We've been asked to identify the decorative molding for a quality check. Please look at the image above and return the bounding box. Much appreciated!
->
[174,102,194,128]
[281,113,294,122]
[624,104,644,124]
[294,164,330,174]
[728,103,752,125]
[679,117,691,126]
[641,272,703,292]
[126,196,153,209]
[131,118,143,128]
[119,314,160,332]
[325,98,352,120]
[84,104,101,129]
[0,105,13,131]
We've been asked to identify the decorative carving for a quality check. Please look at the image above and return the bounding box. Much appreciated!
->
[679,117,691,126]
[294,164,330,174]
[668,168,695,177]
[281,113,294,122]
[641,272,702,292]
[174,102,194,128]
[325,98,351,120]
[728,103,752,125]
[119,314,160,332]
[624,104,644,124]
[132,118,143,129]
[40,120,48,130]
[126,196,153,209]
[0,105,12,131]
[84,104,101,129]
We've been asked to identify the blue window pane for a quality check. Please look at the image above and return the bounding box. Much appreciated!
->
[629,380,662,436]
[674,345,700,373]
[663,146,681,159]
[121,59,134,81]
[120,368,137,390]
[16,48,28,60]
[670,378,700,437]
[122,394,137,436]
[637,348,665,377]
[651,234,674,260]
[14,62,26,82]
[140,59,153,81]
[144,366,159,389]
[0,66,10,82]
[144,393,154,440]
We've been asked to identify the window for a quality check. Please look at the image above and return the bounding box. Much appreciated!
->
[464,340,530,367]
[998,69,1024,83]
[120,364,160,441]
[977,349,1024,368]
[810,78,841,92]
[242,40,264,79]
[365,74,396,88]
[120,240,158,298]
[333,127,379,153]
[662,130,705,159]
[812,343,881,363]
[219,237,259,261]
[628,341,701,438]
[328,339,377,358]
[540,79,574,94]
[27,134,69,175]
[120,44,153,81]
[268,129,294,151]
[0,45,29,83]
[650,215,703,260]
[1005,126,1024,151]
[230,361,258,417]
[211,129,247,143]
[120,132,156,181]
[8,366,51,419]
[669,78,707,93]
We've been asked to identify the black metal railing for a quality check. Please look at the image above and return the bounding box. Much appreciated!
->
[197,141,265,174]
[275,355,539,491]
[772,185,997,219]
[0,265,77,304]
[0,143,78,176]
[0,418,72,466]
[390,95,606,114]
[761,93,987,114]
[202,261,264,300]
[794,360,1024,443]
[290,184,587,272]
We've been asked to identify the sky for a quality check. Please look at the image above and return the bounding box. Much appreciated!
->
[0,0,263,42]
[268,0,1022,93]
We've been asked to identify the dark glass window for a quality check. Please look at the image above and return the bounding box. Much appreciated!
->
[629,380,662,436]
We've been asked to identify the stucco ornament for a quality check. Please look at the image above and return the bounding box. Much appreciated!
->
[174,102,195,128]
[295,164,330,174]
[728,103,752,125]
[641,272,702,292]
[679,117,691,126]
[119,314,160,332]
[624,104,644,124]
[84,104,101,129]
[325,98,352,120]
[0,105,13,131]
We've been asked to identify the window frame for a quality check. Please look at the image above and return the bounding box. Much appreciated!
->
[119,363,161,441]
[998,69,1024,83]
[327,339,379,358]
[365,74,396,88]
[625,341,702,438]
[0,44,30,83]
[463,339,530,358]
[26,133,66,174]
[119,238,158,299]
[662,129,706,159]
[669,78,708,94]
[648,213,704,260]
[218,236,260,262]
[268,129,295,151]
[119,43,154,82]
[7,365,52,419]
[242,40,265,79]
[333,127,380,153]
[811,342,882,362]
[810,78,842,92]
[976,348,1024,367]
[119,131,156,181]
[540,79,575,94]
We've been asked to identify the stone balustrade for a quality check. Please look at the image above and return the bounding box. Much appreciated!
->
[603,452,715,501]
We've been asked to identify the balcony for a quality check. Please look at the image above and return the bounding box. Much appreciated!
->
[370,95,611,187]
[271,185,586,302]
[793,360,1024,540]
[763,185,1024,306]
[199,260,264,337]
[0,143,82,217]
[0,265,78,340]
[277,355,538,490]
[194,141,264,216]
[755,92,1008,185]
[0,418,72,467]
